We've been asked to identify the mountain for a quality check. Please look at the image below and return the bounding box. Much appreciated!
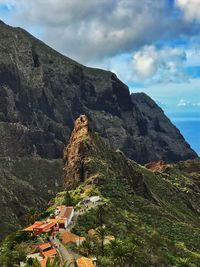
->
[0,157,62,240]
[0,21,197,164]
[0,115,199,266]
[0,20,198,241]
[62,115,200,266]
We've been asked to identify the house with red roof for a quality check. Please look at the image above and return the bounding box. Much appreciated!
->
[55,206,74,228]
[60,231,85,246]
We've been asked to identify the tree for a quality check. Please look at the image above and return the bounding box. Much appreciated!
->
[24,256,61,267]
[63,191,73,206]
[25,207,40,224]
[24,257,40,267]
[79,240,93,257]
[95,226,109,256]
[63,260,73,267]
[175,257,196,267]
[46,256,60,267]
[108,239,136,267]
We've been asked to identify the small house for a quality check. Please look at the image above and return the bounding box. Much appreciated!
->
[61,231,85,246]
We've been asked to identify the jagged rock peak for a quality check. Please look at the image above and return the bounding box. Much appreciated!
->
[63,114,91,162]
[68,115,90,144]
[63,115,93,189]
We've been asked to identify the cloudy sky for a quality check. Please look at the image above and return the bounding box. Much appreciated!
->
[0,0,200,113]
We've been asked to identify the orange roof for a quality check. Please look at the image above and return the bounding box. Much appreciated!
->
[36,221,56,232]
[23,221,44,232]
[76,257,95,267]
[61,231,85,244]
[58,206,74,220]
[42,248,57,257]
[48,219,60,223]
[38,243,52,251]
[40,257,47,267]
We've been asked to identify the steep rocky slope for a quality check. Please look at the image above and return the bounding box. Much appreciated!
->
[0,157,62,240]
[62,115,200,266]
[0,20,197,163]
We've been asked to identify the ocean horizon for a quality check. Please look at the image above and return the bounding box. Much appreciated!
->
[167,112,200,156]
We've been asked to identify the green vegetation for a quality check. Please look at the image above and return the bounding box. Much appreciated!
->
[0,129,200,266]
[0,157,63,240]
[0,231,35,267]
[68,133,200,266]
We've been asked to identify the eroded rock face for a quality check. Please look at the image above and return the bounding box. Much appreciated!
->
[63,115,150,196]
[0,21,197,163]
[63,115,94,189]
[145,160,168,173]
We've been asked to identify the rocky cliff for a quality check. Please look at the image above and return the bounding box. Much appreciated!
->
[62,115,200,266]
[0,21,197,163]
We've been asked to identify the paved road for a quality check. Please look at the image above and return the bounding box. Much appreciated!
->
[50,236,75,267]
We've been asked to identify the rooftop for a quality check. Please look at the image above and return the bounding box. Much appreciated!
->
[23,221,44,232]
[76,257,95,267]
[42,248,57,258]
[61,231,85,244]
[37,243,52,251]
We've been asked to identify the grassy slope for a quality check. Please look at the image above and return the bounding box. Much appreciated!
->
[0,157,63,240]
[67,133,200,265]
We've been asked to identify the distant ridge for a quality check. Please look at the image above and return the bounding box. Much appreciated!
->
[0,20,197,163]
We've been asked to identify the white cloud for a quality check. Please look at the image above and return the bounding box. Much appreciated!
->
[176,0,200,21]
[2,0,199,64]
[131,45,188,83]
[177,99,188,106]
[133,51,156,78]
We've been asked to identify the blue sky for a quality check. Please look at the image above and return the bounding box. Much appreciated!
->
[0,0,200,113]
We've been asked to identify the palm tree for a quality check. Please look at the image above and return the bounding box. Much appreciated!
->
[24,257,40,267]
[175,257,194,267]
[108,239,136,267]
[63,260,73,267]
[46,256,60,267]
[24,256,61,267]
[95,226,109,256]
[79,240,93,256]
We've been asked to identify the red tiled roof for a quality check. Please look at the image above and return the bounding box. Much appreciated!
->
[36,221,56,232]
[23,221,44,232]
[61,231,85,244]
[76,257,95,267]
[42,248,57,257]
[38,243,52,251]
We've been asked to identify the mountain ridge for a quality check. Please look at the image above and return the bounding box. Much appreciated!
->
[0,115,200,266]
[0,20,197,164]
[61,115,200,266]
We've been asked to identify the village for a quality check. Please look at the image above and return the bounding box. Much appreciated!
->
[21,196,114,267]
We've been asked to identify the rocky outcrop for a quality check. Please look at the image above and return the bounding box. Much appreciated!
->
[0,21,197,164]
[145,160,168,173]
[62,116,200,266]
[63,115,94,189]
[63,115,152,199]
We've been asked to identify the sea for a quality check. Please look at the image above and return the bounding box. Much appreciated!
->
[166,112,200,156]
